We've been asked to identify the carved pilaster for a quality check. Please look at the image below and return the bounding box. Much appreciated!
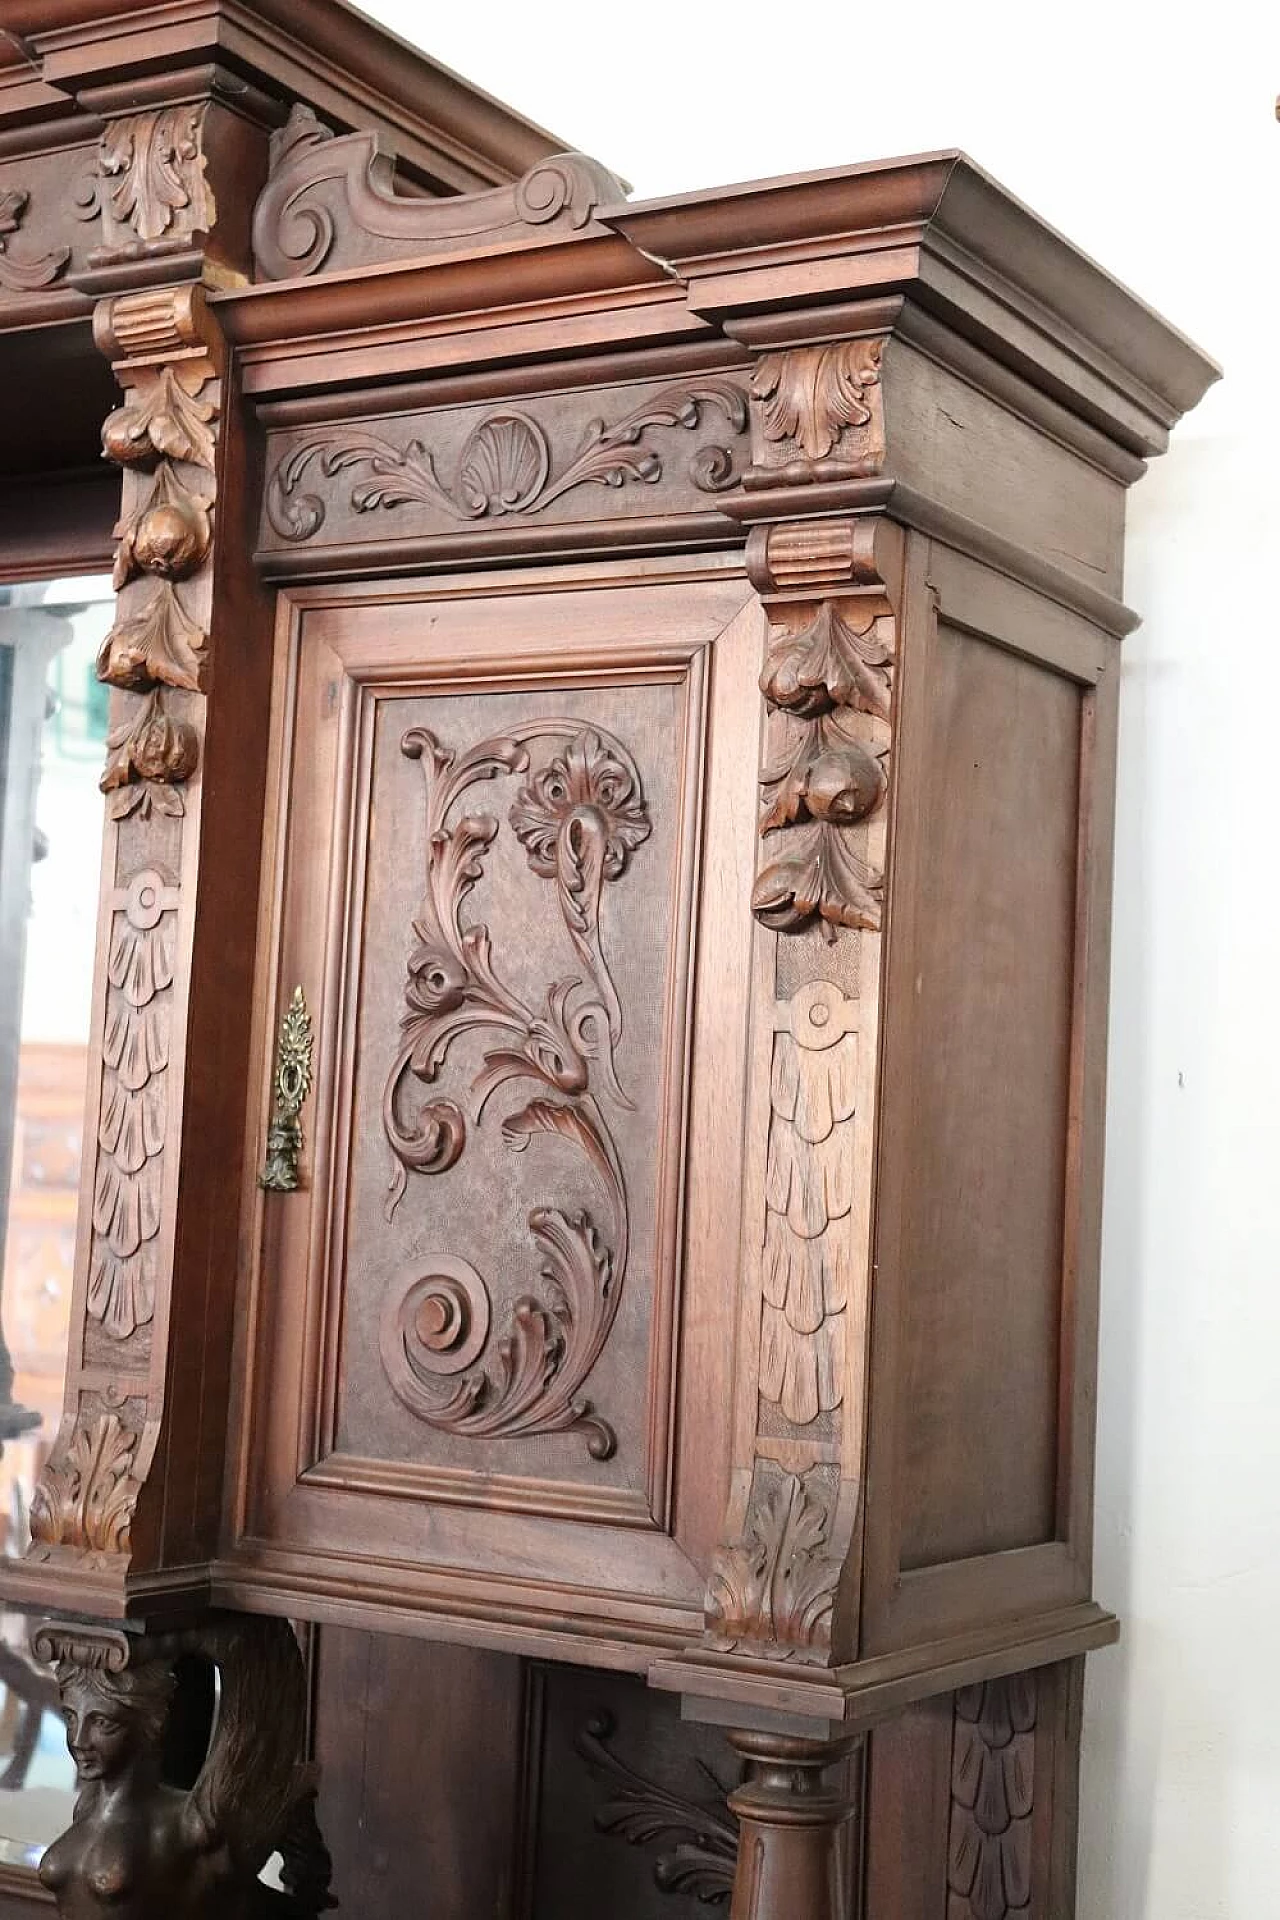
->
[32,1615,333,1920]
[691,498,902,1678]
[24,282,225,1602]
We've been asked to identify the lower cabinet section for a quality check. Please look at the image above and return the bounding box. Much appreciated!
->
[309,1629,1085,1920]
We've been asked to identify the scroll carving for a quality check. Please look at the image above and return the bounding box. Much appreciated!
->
[253,102,627,279]
[705,1463,846,1665]
[948,1676,1036,1919]
[576,1711,738,1902]
[89,106,214,260]
[752,598,894,936]
[265,383,748,542]
[759,983,858,1425]
[0,187,69,290]
[746,339,886,485]
[379,721,650,1461]
[28,1409,144,1563]
[33,1615,333,1920]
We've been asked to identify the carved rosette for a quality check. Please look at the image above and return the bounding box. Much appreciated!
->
[947,1676,1037,1918]
[378,720,651,1461]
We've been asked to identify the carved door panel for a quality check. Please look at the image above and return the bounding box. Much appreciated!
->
[229,560,761,1654]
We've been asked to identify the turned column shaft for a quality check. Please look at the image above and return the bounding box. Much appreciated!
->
[728,1731,859,1920]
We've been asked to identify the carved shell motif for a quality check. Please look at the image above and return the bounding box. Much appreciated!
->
[455,412,550,518]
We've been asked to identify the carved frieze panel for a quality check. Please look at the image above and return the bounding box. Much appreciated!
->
[261,378,749,558]
[947,1676,1036,1918]
[253,103,627,279]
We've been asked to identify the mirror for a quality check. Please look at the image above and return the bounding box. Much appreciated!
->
[0,575,113,1861]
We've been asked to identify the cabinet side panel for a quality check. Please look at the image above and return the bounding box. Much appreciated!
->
[891,621,1081,1570]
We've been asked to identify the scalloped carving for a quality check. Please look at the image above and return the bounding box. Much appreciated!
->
[253,103,627,279]
[948,1676,1036,1918]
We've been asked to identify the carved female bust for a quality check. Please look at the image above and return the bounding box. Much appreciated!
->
[35,1621,332,1920]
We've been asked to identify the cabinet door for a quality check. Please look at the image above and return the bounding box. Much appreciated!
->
[226,558,760,1662]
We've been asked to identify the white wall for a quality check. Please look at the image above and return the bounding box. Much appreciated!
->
[359,2,1279,1907]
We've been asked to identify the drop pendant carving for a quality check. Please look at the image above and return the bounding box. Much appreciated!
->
[380,720,651,1461]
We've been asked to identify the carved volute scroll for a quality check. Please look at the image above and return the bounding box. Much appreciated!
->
[253,103,627,279]
[377,719,651,1462]
[26,282,224,1585]
[33,1616,333,1920]
[947,1676,1037,1918]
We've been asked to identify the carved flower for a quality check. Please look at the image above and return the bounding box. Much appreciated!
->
[509,729,651,881]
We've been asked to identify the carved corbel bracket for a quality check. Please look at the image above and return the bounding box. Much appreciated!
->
[744,337,887,489]
[253,102,628,280]
[73,105,215,271]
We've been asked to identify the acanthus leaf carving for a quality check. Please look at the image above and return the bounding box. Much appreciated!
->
[947,1676,1037,1918]
[576,1710,738,1903]
[93,105,213,256]
[749,339,885,472]
[100,691,197,814]
[102,365,217,472]
[253,102,627,279]
[0,186,70,291]
[759,983,858,1426]
[378,718,650,1460]
[98,580,207,693]
[28,1411,143,1562]
[753,597,894,938]
[705,1462,844,1665]
[265,382,749,542]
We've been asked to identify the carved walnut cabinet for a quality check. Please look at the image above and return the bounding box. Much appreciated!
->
[0,6,1216,1919]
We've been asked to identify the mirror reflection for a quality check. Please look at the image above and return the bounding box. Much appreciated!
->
[0,576,113,1862]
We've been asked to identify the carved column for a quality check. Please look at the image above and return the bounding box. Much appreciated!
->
[726,1732,859,1920]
